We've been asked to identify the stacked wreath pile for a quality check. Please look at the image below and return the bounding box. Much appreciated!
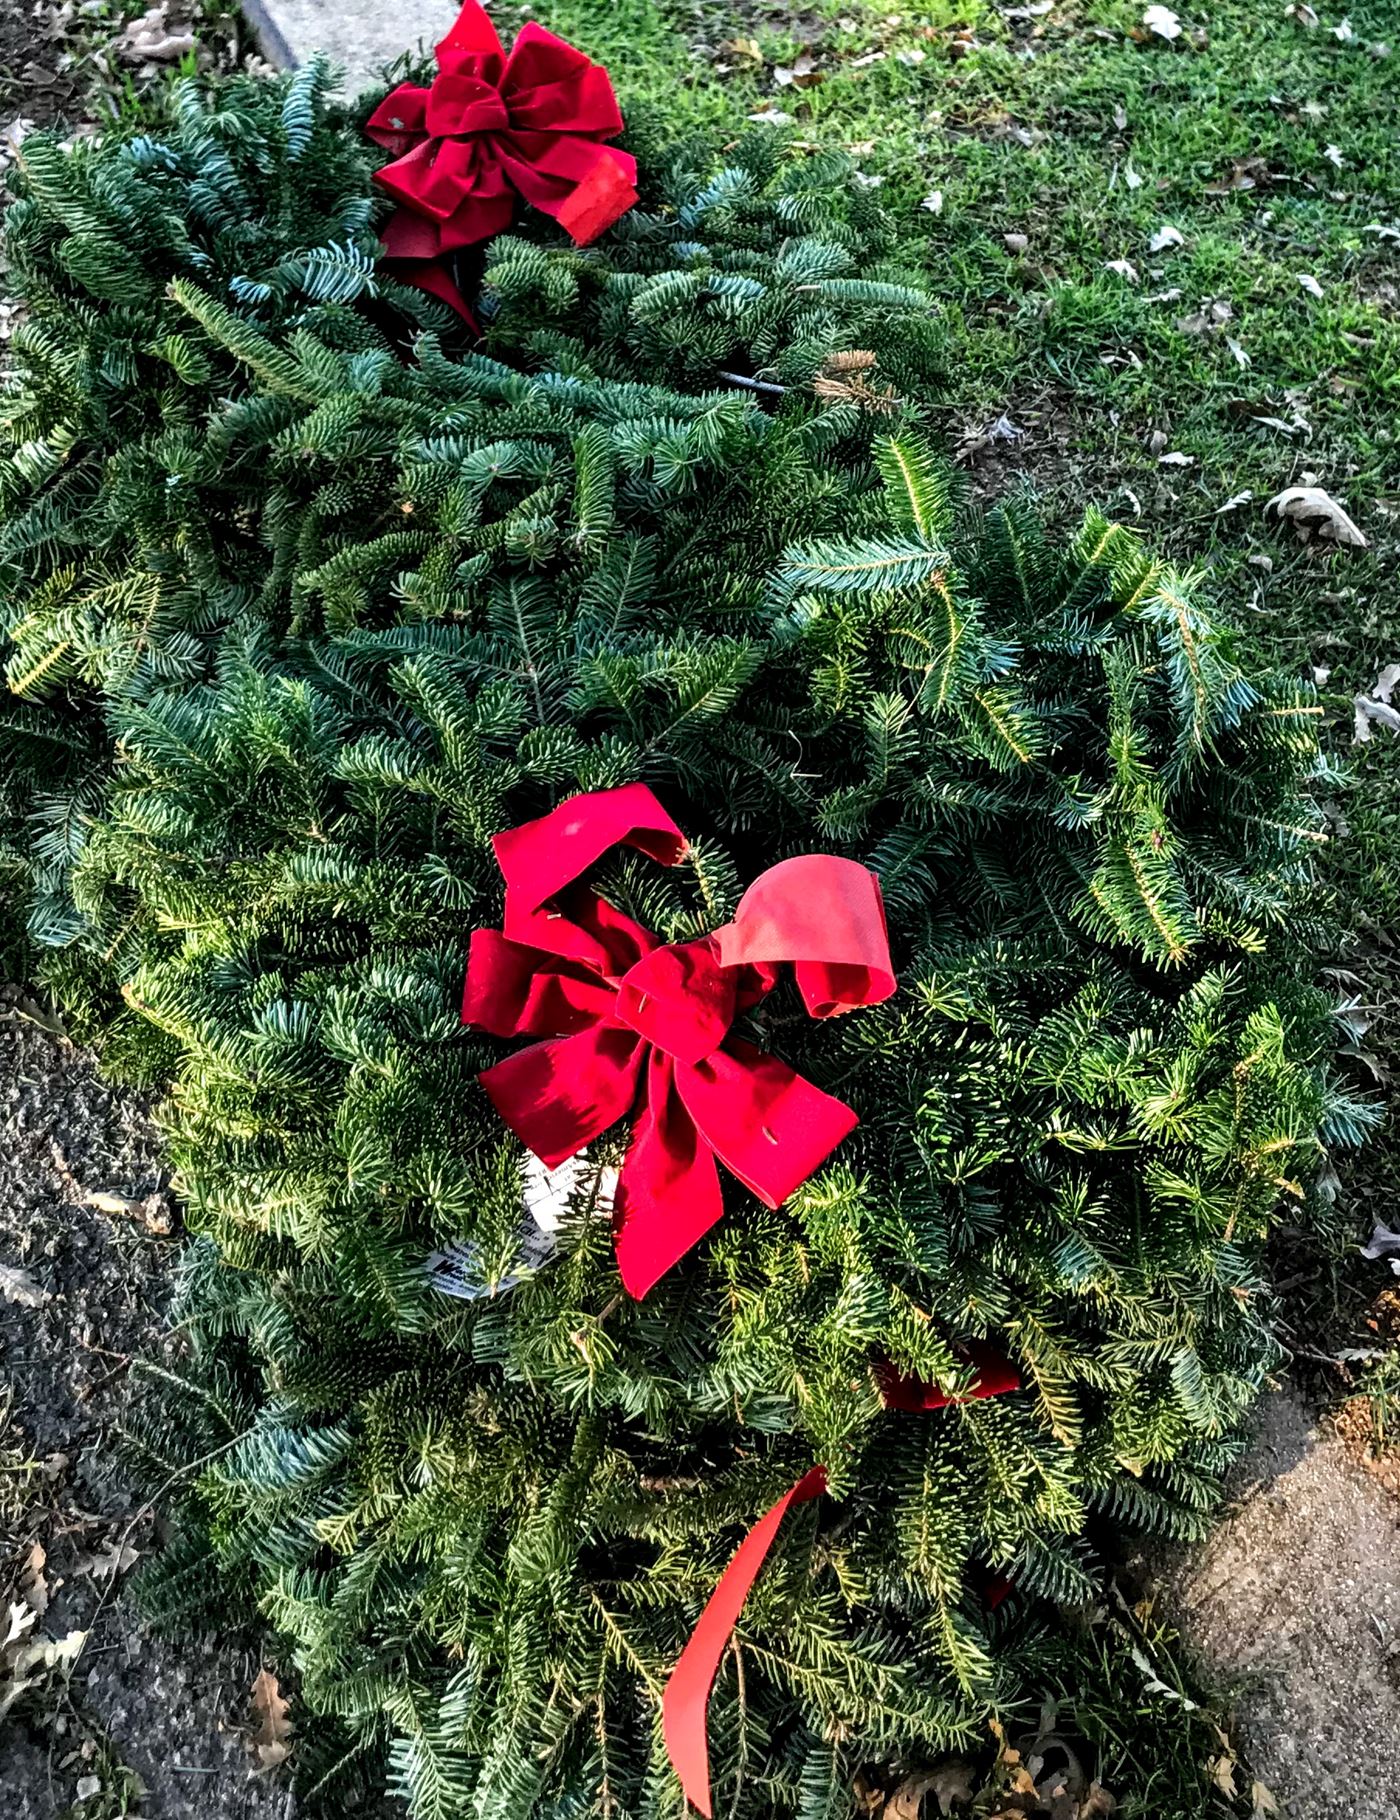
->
[0,13,1368,1817]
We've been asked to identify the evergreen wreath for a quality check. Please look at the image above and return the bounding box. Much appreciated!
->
[0,53,1372,1820]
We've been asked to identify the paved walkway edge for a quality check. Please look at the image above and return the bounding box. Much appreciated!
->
[242,0,296,69]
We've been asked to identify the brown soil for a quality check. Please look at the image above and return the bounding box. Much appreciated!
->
[0,1004,289,1819]
[0,0,80,125]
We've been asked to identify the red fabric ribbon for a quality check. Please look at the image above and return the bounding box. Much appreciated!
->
[662,1348,1023,1818]
[875,1341,1024,1413]
[462,783,896,1299]
[365,1,638,319]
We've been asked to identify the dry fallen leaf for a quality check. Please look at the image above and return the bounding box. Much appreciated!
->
[1176,299,1232,335]
[0,1264,46,1309]
[84,1188,172,1235]
[1148,224,1184,252]
[774,52,823,88]
[247,1666,295,1774]
[19,1543,48,1619]
[1353,661,1400,743]
[0,1615,86,1724]
[853,1770,886,1815]
[74,1537,142,1583]
[1362,1221,1400,1260]
[886,1772,935,1819]
[1266,485,1367,547]
[1297,272,1325,299]
[1104,258,1140,282]
[884,1763,976,1817]
[1142,4,1183,39]
[1205,156,1271,193]
[117,4,197,62]
[1251,1781,1280,1819]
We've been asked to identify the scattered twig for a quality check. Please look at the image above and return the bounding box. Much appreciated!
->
[716,369,787,396]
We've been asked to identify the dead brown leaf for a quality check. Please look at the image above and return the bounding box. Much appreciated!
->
[117,4,197,62]
[1266,485,1367,548]
[888,1763,978,1818]
[774,51,823,88]
[82,1188,172,1236]
[1204,156,1273,194]
[853,1769,887,1815]
[0,1265,46,1309]
[18,1543,48,1619]
[247,1666,294,1774]
[73,1537,142,1583]
[1175,299,1233,336]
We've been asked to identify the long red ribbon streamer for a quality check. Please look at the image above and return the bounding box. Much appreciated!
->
[662,1465,829,1820]
[662,1349,1023,1816]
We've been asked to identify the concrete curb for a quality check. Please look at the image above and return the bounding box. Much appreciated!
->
[243,0,456,92]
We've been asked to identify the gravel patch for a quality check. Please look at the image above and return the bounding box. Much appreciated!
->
[0,999,290,1820]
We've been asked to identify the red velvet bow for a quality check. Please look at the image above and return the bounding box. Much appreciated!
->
[663,1348,1023,1818]
[461,783,896,1299]
[365,1,638,320]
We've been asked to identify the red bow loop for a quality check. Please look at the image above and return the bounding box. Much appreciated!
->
[716,853,896,1019]
[364,0,638,321]
[461,785,896,1297]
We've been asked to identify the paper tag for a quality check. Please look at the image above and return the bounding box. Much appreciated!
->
[523,1150,618,1234]
[425,1153,618,1300]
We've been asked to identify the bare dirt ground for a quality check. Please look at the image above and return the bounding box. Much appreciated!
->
[0,1003,289,1820]
[1160,1389,1400,1820]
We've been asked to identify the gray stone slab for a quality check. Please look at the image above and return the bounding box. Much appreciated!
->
[243,0,457,94]
[1157,1390,1400,1820]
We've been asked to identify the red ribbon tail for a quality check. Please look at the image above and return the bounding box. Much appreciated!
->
[875,1342,1022,1413]
[662,1466,828,1818]
[555,148,639,244]
[614,1051,725,1299]
[382,256,479,328]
